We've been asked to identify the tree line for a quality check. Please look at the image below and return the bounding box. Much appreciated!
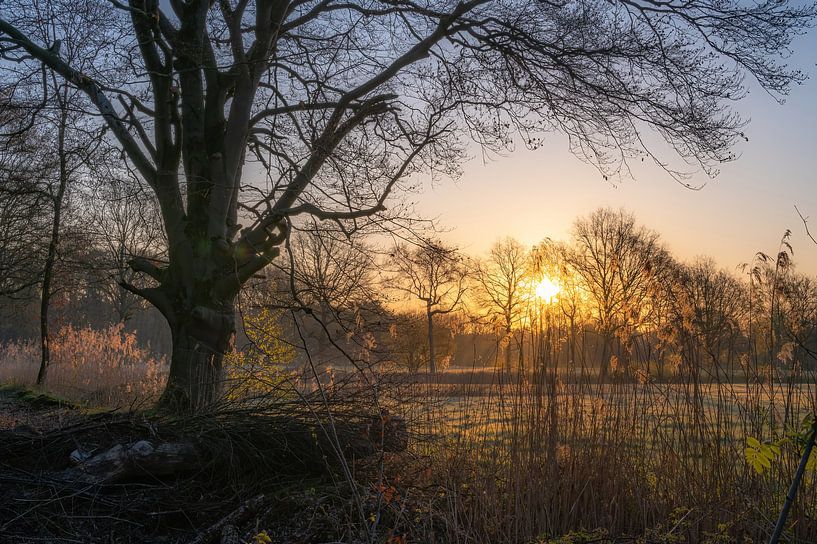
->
[5,192,816,392]
[347,209,817,384]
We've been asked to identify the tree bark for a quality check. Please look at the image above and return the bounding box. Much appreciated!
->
[157,300,236,413]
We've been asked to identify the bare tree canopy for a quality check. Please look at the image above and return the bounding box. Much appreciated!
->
[390,241,467,372]
[0,0,813,411]
[565,208,670,375]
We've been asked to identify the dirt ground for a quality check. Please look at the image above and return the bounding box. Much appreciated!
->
[0,387,84,431]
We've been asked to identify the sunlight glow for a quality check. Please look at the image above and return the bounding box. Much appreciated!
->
[534,276,561,302]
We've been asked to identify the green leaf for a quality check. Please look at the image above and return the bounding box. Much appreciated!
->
[747,437,762,449]
[807,450,817,474]
[746,447,768,474]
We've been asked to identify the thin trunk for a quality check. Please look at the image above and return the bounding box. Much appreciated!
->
[36,104,69,386]
[599,334,612,383]
[504,326,512,371]
[427,306,436,374]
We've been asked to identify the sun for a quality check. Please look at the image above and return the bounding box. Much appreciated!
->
[535,276,561,302]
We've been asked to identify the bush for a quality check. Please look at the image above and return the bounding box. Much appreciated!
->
[225,308,295,399]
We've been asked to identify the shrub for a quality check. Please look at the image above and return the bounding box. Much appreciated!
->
[225,308,295,399]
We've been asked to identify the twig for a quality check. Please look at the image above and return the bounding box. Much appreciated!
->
[188,494,266,544]
[794,205,817,246]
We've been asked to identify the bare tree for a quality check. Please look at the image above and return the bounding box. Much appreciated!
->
[0,117,50,300]
[566,208,668,378]
[385,311,457,373]
[777,273,817,370]
[1,0,813,410]
[530,238,586,371]
[34,87,71,384]
[84,174,165,323]
[680,259,747,368]
[0,84,95,385]
[284,223,379,364]
[390,242,467,373]
[474,237,529,369]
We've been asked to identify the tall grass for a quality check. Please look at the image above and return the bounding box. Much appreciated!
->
[0,323,167,406]
[382,336,817,543]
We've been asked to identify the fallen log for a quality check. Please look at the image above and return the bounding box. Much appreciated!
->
[59,440,199,484]
[50,411,407,486]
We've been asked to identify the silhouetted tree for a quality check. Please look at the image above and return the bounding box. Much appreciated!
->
[0,83,95,385]
[90,176,165,322]
[391,242,467,373]
[1,0,813,410]
[284,223,379,363]
[385,311,456,373]
[474,237,529,369]
[566,208,668,378]
[530,238,585,371]
[0,115,50,300]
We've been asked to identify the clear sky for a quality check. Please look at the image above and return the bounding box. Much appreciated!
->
[416,31,817,274]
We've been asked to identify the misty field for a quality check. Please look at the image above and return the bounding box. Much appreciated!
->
[395,377,817,542]
[432,382,817,442]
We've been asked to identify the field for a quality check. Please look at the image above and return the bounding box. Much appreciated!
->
[431,381,817,441]
[3,333,817,542]
[380,374,817,542]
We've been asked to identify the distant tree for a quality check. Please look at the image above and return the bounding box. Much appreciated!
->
[390,242,467,373]
[0,82,95,385]
[280,223,382,365]
[2,0,813,410]
[748,232,795,366]
[474,238,529,369]
[289,226,375,320]
[84,174,166,323]
[776,273,817,371]
[385,311,455,373]
[656,258,748,382]
[0,117,50,300]
[530,238,585,369]
[566,208,669,378]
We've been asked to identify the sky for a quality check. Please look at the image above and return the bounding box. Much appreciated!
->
[415,31,817,275]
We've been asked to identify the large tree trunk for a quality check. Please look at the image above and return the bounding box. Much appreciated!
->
[157,300,236,413]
